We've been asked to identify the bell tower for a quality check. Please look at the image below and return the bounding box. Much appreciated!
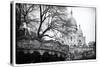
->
[78,24,83,36]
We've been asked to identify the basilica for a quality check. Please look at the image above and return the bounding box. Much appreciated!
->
[57,10,86,47]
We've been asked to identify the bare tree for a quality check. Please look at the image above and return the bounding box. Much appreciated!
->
[16,3,70,42]
[16,3,39,38]
[36,5,69,41]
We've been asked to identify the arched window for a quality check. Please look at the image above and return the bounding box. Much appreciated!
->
[71,37,72,41]
[79,40,81,42]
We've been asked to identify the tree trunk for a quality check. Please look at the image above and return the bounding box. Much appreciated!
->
[37,5,43,37]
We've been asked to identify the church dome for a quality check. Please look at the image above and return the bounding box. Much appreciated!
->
[65,17,77,27]
[65,9,77,27]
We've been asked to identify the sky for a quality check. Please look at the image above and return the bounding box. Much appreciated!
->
[70,7,96,44]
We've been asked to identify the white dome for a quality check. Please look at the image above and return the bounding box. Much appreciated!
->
[66,17,77,27]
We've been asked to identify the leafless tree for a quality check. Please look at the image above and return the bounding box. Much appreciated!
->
[16,3,70,42]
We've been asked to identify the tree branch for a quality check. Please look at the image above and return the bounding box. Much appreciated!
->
[43,34,54,38]
[37,5,50,37]
[42,6,50,17]
[41,26,51,36]
[42,16,46,22]
[37,5,43,37]
[26,4,34,14]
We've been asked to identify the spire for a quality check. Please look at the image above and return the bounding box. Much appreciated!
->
[71,9,73,16]
[79,24,81,29]
[67,8,73,18]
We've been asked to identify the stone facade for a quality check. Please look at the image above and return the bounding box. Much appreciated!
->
[57,11,86,47]
[59,25,86,47]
